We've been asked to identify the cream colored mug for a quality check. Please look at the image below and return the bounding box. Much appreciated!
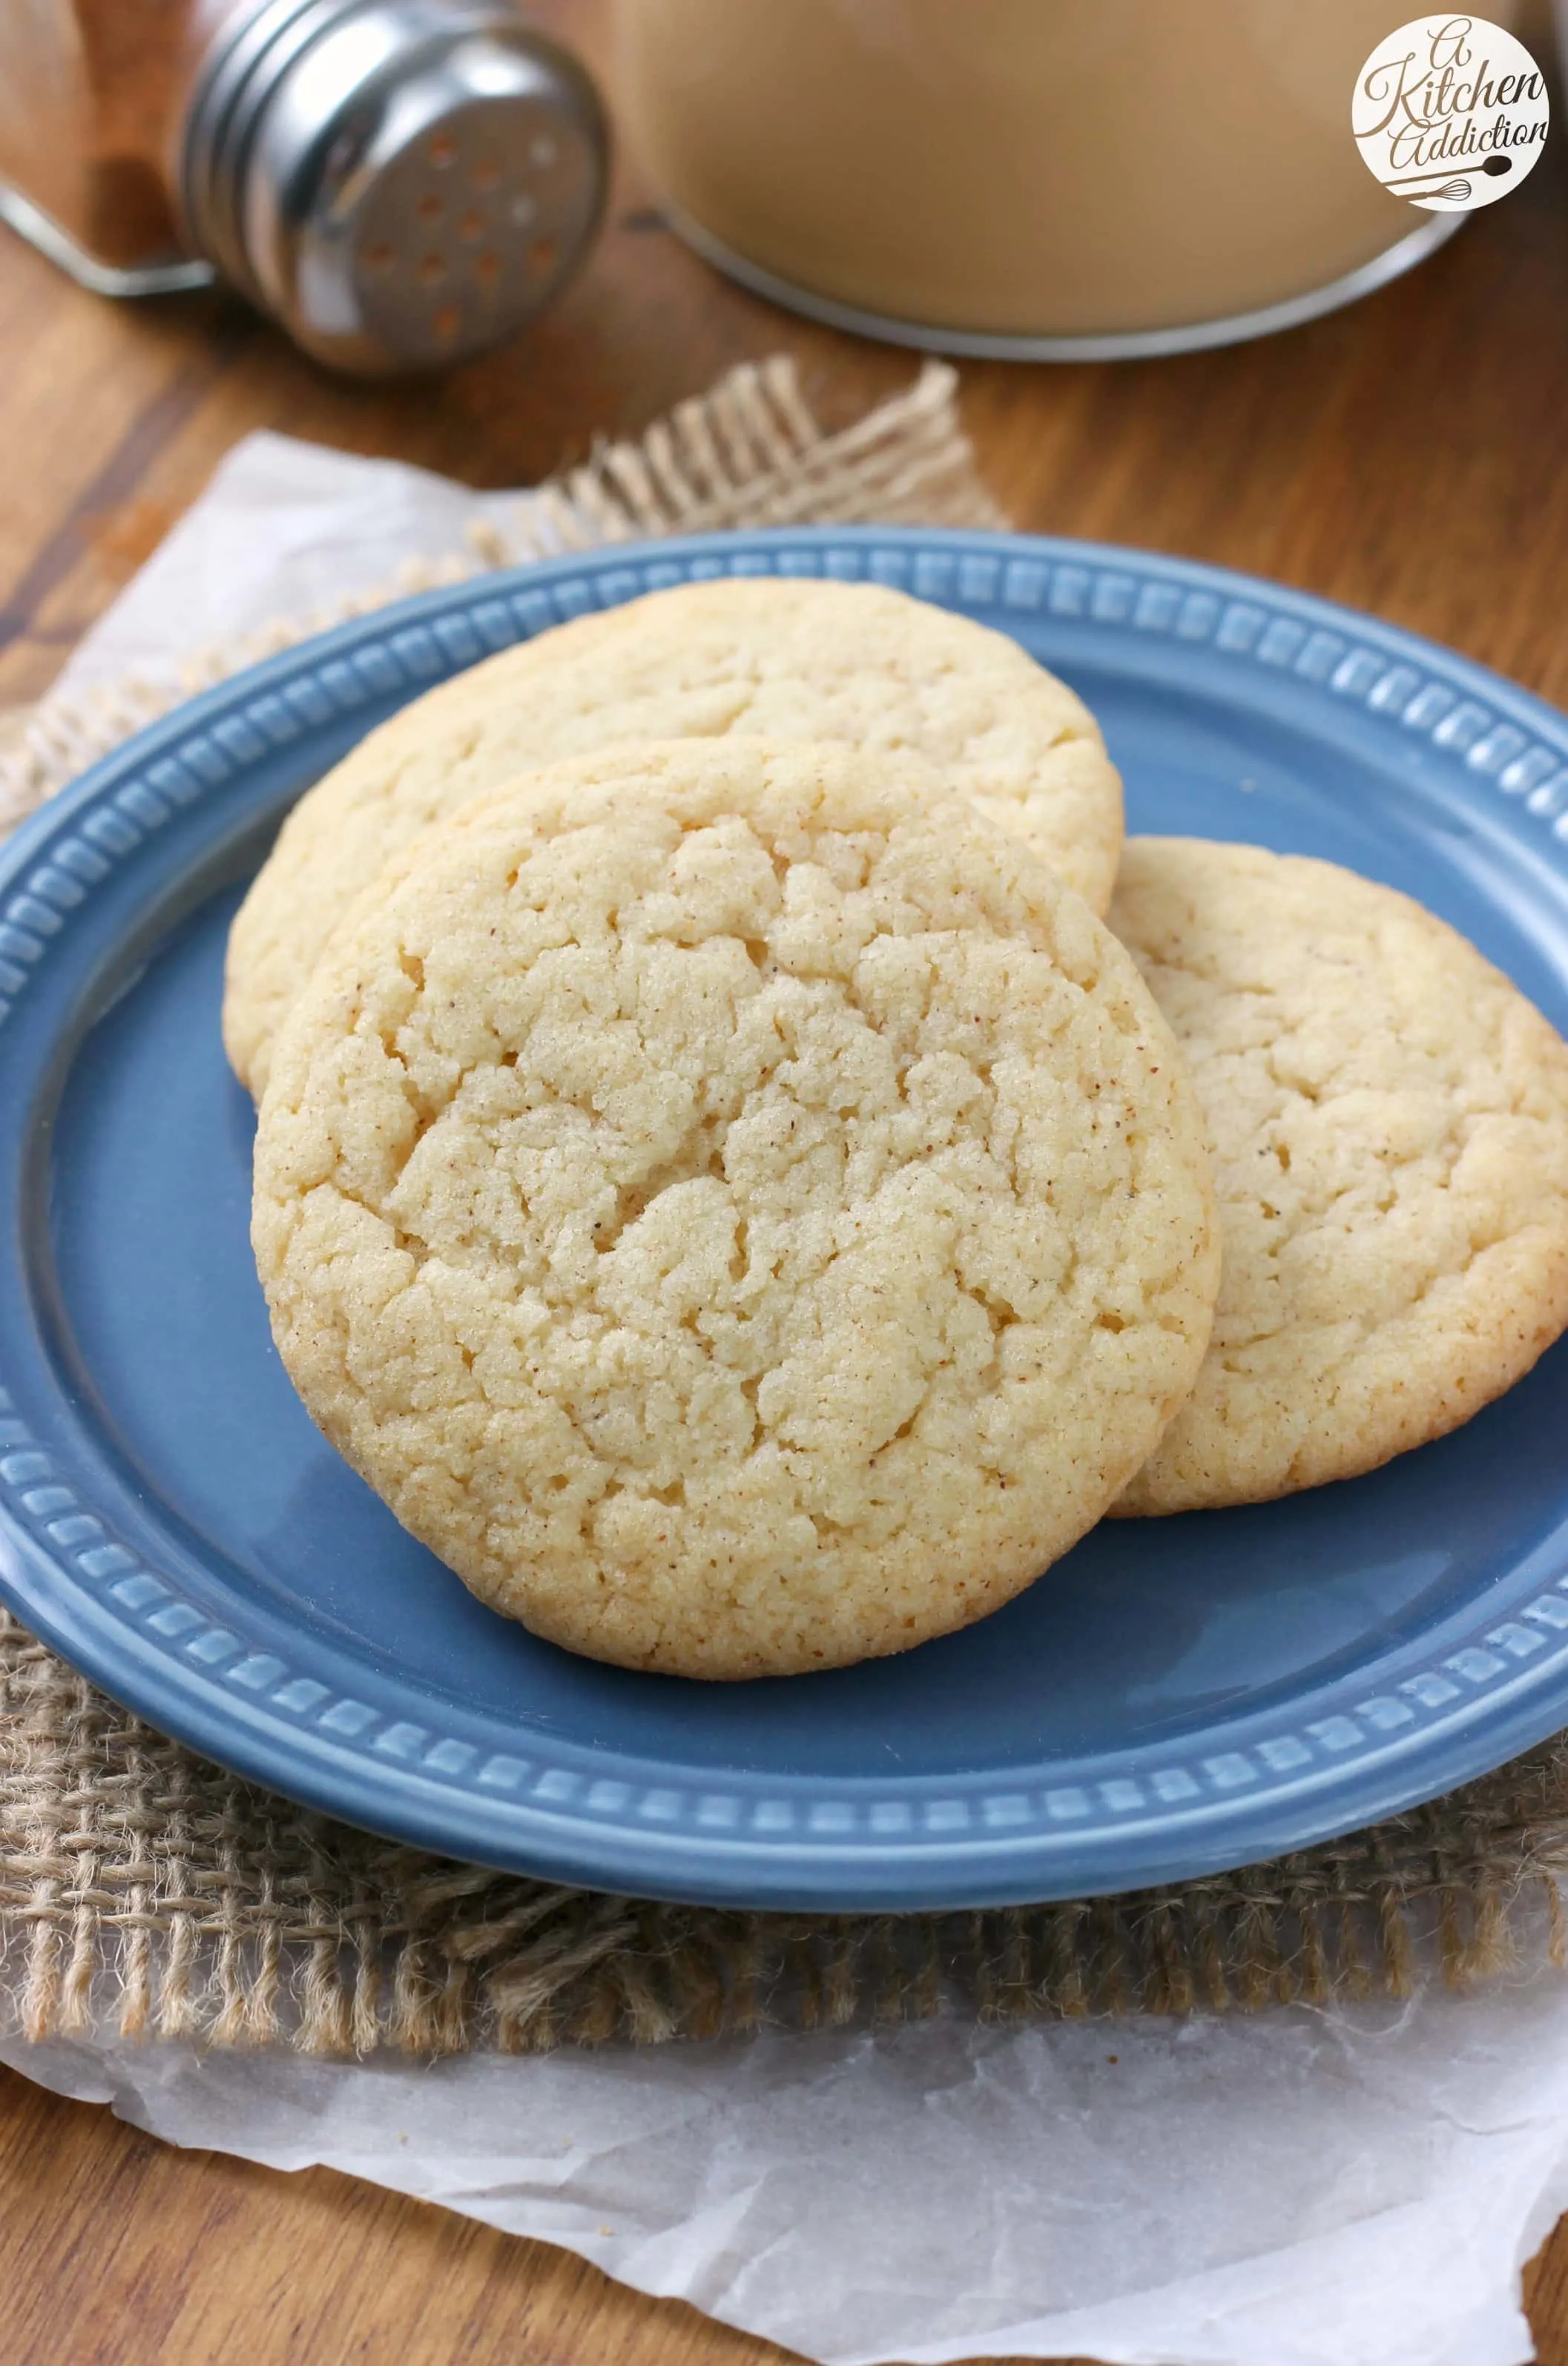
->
[613,0,1521,356]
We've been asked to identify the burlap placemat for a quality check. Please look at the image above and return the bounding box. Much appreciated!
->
[1,356,1566,2056]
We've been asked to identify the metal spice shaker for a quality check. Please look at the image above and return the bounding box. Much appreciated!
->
[0,0,610,375]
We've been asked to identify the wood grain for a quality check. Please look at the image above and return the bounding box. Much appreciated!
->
[0,2061,808,2366]
[4,0,1568,2357]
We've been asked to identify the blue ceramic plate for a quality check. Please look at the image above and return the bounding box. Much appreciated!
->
[6,528,1568,1911]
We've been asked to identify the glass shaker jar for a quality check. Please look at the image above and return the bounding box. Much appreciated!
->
[0,0,610,372]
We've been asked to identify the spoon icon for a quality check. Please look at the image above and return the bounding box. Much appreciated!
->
[1386,154,1513,193]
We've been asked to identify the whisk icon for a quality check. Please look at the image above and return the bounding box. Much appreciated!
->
[1386,155,1514,202]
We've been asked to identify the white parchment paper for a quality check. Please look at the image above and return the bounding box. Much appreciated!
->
[10,1976,1568,2366]
[12,432,1568,2366]
[50,430,559,696]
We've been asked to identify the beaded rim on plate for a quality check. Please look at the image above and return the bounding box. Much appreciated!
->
[3,526,1568,1909]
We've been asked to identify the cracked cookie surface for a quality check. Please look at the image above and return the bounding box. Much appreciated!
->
[224,577,1123,1098]
[252,740,1214,1678]
[1110,837,1568,1515]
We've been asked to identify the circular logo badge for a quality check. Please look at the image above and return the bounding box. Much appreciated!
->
[1353,14,1549,211]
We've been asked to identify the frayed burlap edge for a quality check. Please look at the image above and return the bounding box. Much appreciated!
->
[1,354,1565,2054]
[4,1614,1567,2056]
[0,354,1000,832]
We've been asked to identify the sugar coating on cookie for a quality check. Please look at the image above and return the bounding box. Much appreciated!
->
[225,576,1122,1097]
[253,741,1215,1679]
[1110,837,1568,1516]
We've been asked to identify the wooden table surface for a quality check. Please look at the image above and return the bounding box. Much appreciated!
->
[5,4,1568,2359]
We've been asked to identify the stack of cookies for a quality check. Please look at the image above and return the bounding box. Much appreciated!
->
[228,581,1568,1679]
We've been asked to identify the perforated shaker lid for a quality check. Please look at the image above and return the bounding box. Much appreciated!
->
[181,0,609,375]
